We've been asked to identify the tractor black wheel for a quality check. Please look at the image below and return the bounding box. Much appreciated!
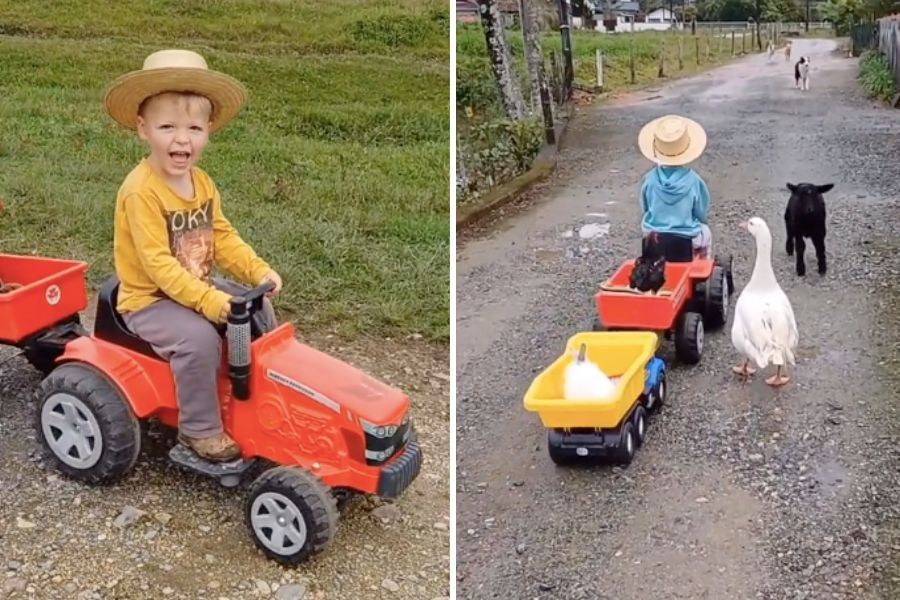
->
[632,406,648,447]
[34,362,141,484]
[704,266,729,329]
[246,466,339,567]
[614,422,636,466]
[591,316,604,332]
[715,253,735,294]
[675,311,704,365]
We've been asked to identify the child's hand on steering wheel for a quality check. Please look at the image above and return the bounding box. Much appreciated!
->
[261,269,283,297]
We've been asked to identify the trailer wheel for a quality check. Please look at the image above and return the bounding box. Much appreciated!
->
[614,422,636,466]
[246,467,338,566]
[675,312,704,365]
[632,406,648,447]
[34,363,141,484]
[704,266,729,329]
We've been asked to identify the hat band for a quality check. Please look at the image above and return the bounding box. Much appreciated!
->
[654,133,691,158]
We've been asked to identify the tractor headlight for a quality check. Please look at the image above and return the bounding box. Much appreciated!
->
[360,416,404,439]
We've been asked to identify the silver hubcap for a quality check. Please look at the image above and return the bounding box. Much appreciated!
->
[41,393,102,469]
[626,431,634,454]
[659,380,665,402]
[696,321,705,356]
[250,492,308,555]
[638,415,645,438]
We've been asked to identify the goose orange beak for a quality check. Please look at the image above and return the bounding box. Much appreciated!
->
[739,222,748,230]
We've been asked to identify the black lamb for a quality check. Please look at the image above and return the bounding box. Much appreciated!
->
[784,182,833,277]
[630,232,666,294]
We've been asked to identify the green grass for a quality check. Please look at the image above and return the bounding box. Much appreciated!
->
[0,0,450,343]
[859,50,897,102]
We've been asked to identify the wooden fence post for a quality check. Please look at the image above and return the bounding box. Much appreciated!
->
[679,35,684,70]
[695,36,700,64]
[732,30,736,55]
[630,35,636,83]
[658,45,666,77]
[596,48,604,90]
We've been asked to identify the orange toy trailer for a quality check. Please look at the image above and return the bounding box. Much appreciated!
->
[592,256,733,364]
[0,252,421,566]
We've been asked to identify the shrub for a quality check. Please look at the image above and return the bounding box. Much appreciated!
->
[859,50,897,102]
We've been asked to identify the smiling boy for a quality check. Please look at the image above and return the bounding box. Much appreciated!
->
[104,49,282,461]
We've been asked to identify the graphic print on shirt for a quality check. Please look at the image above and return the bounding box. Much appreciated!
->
[166,200,214,281]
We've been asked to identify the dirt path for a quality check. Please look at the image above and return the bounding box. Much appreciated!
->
[456,39,900,599]
[0,295,450,599]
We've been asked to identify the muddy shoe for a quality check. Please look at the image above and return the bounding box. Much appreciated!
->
[177,432,241,462]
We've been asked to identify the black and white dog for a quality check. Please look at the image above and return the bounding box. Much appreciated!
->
[794,56,810,91]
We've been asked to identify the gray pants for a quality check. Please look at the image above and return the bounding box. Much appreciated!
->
[123,278,277,438]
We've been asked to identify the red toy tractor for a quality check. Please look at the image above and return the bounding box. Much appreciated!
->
[0,252,422,566]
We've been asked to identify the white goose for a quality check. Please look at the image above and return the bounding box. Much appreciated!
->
[731,217,799,387]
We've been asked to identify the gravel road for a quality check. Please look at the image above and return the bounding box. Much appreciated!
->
[0,297,450,599]
[457,38,900,599]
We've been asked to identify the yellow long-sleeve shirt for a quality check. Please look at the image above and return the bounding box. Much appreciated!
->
[114,159,271,323]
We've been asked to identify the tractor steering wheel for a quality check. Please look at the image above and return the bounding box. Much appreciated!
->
[230,281,277,339]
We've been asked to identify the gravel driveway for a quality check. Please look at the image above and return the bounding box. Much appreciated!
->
[0,298,450,599]
[457,38,900,599]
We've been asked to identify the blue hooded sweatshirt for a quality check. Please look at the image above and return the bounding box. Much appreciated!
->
[639,166,710,238]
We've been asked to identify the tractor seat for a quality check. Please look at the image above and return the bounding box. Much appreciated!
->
[94,276,165,361]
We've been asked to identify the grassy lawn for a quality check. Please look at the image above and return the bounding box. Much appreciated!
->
[0,0,450,342]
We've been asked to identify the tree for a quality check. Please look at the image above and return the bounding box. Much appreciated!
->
[478,0,527,119]
[520,0,545,111]
[822,0,867,33]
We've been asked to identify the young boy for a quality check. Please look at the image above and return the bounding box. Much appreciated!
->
[637,114,712,262]
[104,49,282,462]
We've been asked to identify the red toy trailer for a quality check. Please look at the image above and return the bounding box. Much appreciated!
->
[0,252,421,566]
[592,256,733,364]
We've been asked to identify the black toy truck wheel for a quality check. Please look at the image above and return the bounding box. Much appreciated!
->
[650,374,667,411]
[547,431,575,466]
[614,421,636,466]
[675,311,704,364]
[632,406,648,447]
[704,266,729,329]
[246,466,338,566]
[591,316,603,332]
[34,363,141,484]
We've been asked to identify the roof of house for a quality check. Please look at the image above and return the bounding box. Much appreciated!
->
[595,1,640,14]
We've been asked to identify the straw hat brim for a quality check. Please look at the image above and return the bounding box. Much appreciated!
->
[638,116,707,166]
[104,68,247,132]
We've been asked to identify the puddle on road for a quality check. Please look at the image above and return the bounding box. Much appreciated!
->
[578,223,610,239]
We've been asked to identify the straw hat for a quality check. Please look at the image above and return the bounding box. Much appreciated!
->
[638,115,707,166]
[104,49,247,132]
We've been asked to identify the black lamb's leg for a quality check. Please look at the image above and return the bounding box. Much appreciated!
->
[812,233,827,275]
[785,212,794,256]
[795,236,806,276]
